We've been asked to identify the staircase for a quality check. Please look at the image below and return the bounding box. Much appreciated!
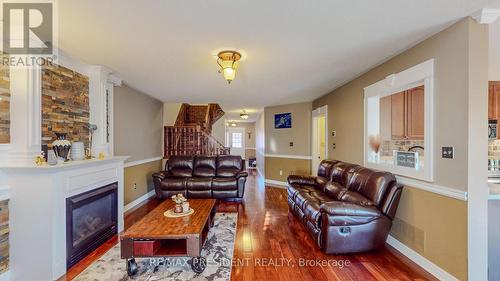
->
[164,103,230,158]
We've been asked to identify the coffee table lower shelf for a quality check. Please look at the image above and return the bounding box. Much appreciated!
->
[120,201,215,276]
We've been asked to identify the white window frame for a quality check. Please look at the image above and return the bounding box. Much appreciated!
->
[363,59,434,181]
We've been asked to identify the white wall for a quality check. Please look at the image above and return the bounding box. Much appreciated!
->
[163,103,182,126]
[211,116,226,145]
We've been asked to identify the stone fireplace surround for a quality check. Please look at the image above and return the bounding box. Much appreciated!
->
[0,50,125,281]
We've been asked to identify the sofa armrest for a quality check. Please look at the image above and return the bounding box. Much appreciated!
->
[236,171,248,179]
[152,171,169,181]
[320,201,380,217]
[287,175,326,189]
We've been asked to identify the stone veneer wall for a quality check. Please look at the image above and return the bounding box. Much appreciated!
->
[0,56,10,144]
[42,63,90,147]
[0,200,8,274]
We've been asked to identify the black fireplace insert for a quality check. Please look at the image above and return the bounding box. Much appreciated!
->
[66,182,118,269]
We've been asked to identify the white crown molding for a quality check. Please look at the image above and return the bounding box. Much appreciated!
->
[264,154,312,160]
[124,156,163,168]
[471,8,500,24]
[386,236,459,281]
[107,74,123,86]
[396,176,468,201]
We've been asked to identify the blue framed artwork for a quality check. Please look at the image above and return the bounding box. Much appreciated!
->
[274,113,292,129]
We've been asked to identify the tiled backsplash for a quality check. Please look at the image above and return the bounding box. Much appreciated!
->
[381,140,425,157]
[489,140,500,158]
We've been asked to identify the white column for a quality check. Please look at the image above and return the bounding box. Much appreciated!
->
[0,66,41,166]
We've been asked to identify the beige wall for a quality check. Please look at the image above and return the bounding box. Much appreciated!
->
[391,187,467,280]
[163,103,182,126]
[211,116,226,145]
[114,85,163,162]
[114,85,163,205]
[263,102,312,181]
[124,160,162,205]
[489,20,500,81]
[265,157,310,182]
[264,102,311,156]
[313,19,470,191]
[311,18,487,280]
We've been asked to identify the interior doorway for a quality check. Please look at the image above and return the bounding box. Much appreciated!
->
[311,105,328,174]
[227,127,246,159]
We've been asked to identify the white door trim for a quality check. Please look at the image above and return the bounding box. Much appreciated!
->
[311,105,328,174]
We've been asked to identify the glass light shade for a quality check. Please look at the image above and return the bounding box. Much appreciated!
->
[223,67,236,83]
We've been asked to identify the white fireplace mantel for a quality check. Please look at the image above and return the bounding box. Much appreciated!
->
[0,156,127,281]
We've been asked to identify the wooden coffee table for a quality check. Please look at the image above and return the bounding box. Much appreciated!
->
[120,198,216,275]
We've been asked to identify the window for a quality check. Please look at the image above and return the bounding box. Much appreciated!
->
[364,59,434,181]
[231,132,242,148]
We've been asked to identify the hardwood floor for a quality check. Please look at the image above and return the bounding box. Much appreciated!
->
[60,170,437,281]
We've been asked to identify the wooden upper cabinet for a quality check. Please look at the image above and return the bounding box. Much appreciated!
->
[391,92,406,139]
[406,86,425,139]
[489,82,500,121]
[388,87,424,140]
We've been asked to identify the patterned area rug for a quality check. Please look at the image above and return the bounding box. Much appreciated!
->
[74,213,237,281]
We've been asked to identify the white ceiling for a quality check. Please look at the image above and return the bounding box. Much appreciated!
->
[58,0,500,122]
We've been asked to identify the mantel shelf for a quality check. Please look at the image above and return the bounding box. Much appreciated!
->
[0,156,129,172]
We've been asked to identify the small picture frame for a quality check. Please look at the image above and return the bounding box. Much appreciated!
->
[274,113,292,129]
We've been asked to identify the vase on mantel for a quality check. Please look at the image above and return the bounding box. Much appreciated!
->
[52,133,71,162]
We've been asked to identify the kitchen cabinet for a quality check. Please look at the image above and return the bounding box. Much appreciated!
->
[489,81,500,121]
[390,92,406,139]
[382,86,424,140]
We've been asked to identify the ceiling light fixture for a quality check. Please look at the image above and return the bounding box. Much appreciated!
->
[240,110,249,120]
[217,50,242,84]
[231,122,237,127]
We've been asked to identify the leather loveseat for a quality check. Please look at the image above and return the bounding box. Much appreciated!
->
[287,160,403,254]
[152,155,248,199]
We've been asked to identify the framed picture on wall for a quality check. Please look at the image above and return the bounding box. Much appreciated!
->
[274,113,292,129]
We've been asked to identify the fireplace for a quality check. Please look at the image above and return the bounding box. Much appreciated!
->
[66,182,118,269]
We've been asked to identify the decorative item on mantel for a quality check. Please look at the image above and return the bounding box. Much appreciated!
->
[70,141,85,161]
[34,152,46,166]
[86,124,98,159]
[52,133,71,162]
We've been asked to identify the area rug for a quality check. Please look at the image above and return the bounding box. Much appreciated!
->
[74,213,237,281]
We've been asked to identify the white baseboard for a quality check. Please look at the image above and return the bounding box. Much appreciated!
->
[264,179,288,188]
[124,189,155,212]
[386,235,458,281]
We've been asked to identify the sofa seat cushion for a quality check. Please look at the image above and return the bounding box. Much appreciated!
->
[186,177,212,190]
[287,184,317,199]
[339,191,374,206]
[212,178,237,191]
[217,168,240,177]
[320,201,381,226]
[160,178,186,191]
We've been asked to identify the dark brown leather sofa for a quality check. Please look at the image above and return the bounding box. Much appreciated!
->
[152,155,248,199]
[287,160,403,254]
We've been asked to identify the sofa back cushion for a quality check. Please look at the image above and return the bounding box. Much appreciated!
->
[347,167,396,206]
[216,155,242,177]
[167,156,194,177]
[193,156,217,177]
[317,160,339,179]
[328,162,360,187]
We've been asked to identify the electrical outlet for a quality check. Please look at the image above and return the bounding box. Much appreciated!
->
[332,130,336,137]
[133,183,137,190]
[279,170,283,176]
[442,147,454,159]
[289,142,293,147]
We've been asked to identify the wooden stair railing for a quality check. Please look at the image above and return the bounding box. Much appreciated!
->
[164,125,230,158]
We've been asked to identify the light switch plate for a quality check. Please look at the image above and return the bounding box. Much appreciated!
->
[442,147,454,159]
